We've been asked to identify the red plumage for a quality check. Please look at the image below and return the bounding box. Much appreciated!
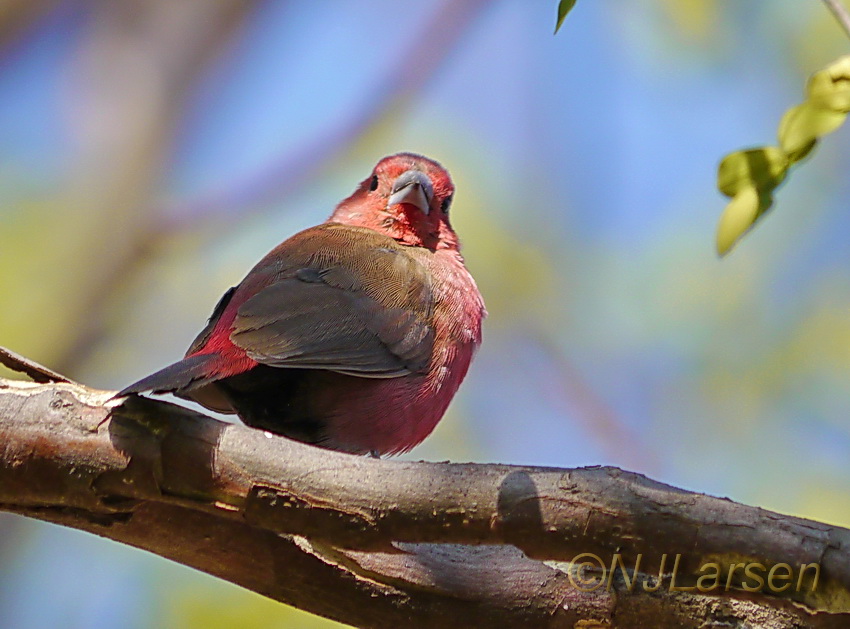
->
[121,153,485,455]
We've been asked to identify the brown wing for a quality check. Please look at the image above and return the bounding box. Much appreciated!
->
[229,223,436,377]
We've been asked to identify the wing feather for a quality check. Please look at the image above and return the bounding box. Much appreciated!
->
[229,224,436,377]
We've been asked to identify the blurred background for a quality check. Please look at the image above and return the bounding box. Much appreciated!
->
[2,0,850,627]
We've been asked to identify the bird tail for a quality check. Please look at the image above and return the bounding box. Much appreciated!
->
[118,353,220,397]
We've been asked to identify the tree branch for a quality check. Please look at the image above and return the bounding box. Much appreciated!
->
[0,345,71,384]
[1,367,848,627]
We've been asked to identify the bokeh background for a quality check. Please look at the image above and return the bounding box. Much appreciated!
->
[2,1,850,627]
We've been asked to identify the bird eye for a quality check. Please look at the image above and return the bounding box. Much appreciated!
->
[441,194,452,213]
[369,175,379,191]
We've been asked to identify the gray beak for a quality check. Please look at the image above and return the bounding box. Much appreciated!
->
[387,170,434,214]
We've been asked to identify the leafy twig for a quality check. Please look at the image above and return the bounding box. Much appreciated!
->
[715,55,850,255]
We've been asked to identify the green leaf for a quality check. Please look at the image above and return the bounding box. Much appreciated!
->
[806,56,850,112]
[778,102,844,159]
[716,148,788,198]
[715,55,850,257]
[555,0,577,34]
[716,186,772,256]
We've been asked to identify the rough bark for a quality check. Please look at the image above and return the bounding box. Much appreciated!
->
[0,351,848,628]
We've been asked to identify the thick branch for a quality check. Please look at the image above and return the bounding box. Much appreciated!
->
[0,375,848,628]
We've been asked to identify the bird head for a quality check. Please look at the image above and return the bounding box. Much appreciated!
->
[330,153,459,251]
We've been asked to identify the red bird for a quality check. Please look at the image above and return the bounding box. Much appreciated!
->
[121,153,485,455]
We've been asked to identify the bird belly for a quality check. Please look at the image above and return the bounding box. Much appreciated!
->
[204,345,472,455]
